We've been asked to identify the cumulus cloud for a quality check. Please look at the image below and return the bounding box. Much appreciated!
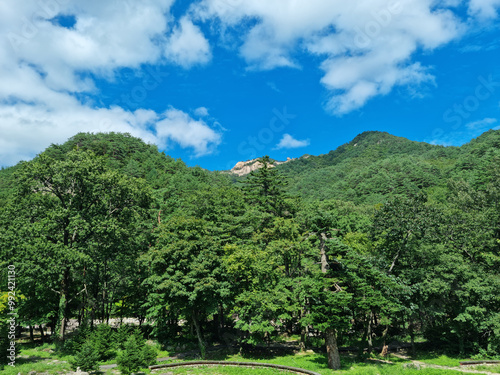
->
[0,100,222,165]
[192,0,464,114]
[0,0,219,166]
[275,134,310,149]
[156,108,222,157]
[194,106,210,117]
[0,102,159,166]
[469,0,500,18]
[5,0,175,91]
[164,16,211,67]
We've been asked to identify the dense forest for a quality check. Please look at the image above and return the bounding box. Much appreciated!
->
[0,130,499,371]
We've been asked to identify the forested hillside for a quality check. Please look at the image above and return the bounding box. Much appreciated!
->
[1,130,499,371]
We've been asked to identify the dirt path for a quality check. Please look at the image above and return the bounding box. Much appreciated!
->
[390,353,498,374]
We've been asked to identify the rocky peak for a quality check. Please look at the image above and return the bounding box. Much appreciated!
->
[230,157,296,177]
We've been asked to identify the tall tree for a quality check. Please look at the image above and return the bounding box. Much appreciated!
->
[8,149,151,340]
[143,184,245,356]
[243,156,293,220]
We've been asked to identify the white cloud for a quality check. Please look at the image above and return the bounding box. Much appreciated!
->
[155,108,222,157]
[275,134,310,149]
[0,101,159,166]
[164,16,211,67]
[0,100,223,165]
[267,82,281,93]
[192,0,464,114]
[194,106,210,117]
[465,117,498,130]
[5,0,175,91]
[0,0,220,166]
[469,0,500,18]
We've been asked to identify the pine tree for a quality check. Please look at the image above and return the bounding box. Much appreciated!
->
[243,156,291,219]
[71,340,100,372]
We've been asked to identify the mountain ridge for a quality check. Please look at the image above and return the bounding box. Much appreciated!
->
[1,129,499,206]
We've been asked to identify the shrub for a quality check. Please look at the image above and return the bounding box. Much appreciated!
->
[0,319,11,369]
[116,331,157,375]
[91,324,115,360]
[59,323,91,355]
[113,324,135,351]
[71,340,100,372]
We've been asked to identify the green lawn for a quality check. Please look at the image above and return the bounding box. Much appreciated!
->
[4,341,482,375]
[465,364,500,373]
[158,351,465,375]
[2,342,72,375]
[414,353,468,367]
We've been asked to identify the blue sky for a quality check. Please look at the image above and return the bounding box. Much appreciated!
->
[1,0,499,170]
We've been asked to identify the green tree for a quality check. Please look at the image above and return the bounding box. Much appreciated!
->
[7,149,152,340]
[243,156,293,220]
[143,215,231,357]
[71,340,100,372]
[225,217,308,345]
[116,332,157,375]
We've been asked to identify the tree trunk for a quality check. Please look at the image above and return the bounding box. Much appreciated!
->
[325,328,341,370]
[367,311,373,353]
[300,307,308,352]
[359,325,367,357]
[57,268,70,341]
[359,311,373,356]
[50,318,56,337]
[300,327,306,352]
[380,324,389,357]
[29,325,34,341]
[320,232,341,369]
[217,303,224,342]
[409,320,416,357]
[192,311,206,359]
[39,324,45,342]
[320,232,329,273]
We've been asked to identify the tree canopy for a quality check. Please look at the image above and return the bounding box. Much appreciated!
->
[1,130,500,370]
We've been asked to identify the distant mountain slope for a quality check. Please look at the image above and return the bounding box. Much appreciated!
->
[0,132,226,208]
[278,131,447,174]
[276,130,498,204]
[1,129,499,207]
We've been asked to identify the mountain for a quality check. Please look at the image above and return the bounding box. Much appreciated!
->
[277,130,499,204]
[1,129,499,207]
[0,132,228,208]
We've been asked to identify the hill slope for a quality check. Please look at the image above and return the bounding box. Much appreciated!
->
[1,129,499,207]
[275,130,498,204]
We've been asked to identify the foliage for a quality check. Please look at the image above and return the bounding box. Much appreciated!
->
[116,332,157,375]
[1,129,500,365]
[70,339,100,372]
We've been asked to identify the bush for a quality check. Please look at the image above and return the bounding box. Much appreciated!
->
[91,324,115,360]
[58,323,91,355]
[113,324,135,351]
[0,319,11,369]
[117,331,157,375]
[71,340,100,372]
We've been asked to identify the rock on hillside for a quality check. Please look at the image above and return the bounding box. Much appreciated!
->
[230,157,296,176]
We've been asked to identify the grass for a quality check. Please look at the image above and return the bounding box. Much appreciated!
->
[5,339,485,375]
[168,366,295,375]
[2,357,73,375]
[157,350,466,375]
[157,360,466,375]
[468,364,500,373]
[2,341,74,375]
[414,352,466,367]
